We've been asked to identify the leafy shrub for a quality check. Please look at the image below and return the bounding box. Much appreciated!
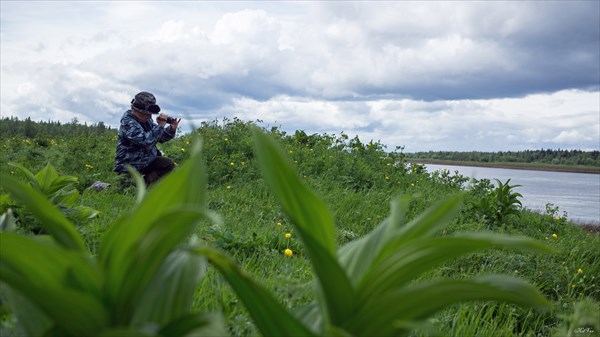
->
[1,162,98,233]
[477,178,523,228]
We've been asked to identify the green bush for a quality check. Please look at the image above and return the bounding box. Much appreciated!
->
[1,162,98,234]
[476,178,523,228]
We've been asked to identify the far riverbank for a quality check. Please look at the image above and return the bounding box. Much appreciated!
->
[408,159,600,174]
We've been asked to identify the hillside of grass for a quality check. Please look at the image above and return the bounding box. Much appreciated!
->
[1,118,598,336]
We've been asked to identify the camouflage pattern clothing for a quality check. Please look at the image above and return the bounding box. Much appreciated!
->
[114,110,176,173]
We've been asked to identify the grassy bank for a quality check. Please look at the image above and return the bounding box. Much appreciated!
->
[1,119,599,336]
[407,158,600,174]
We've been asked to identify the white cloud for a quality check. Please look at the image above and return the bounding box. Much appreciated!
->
[1,1,598,152]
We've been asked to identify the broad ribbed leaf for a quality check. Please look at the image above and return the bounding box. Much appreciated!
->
[192,246,316,337]
[346,275,552,337]
[107,209,205,324]
[0,175,85,251]
[357,233,556,305]
[131,245,207,327]
[0,233,108,335]
[387,195,462,248]
[253,129,355,324]
[159,313,227,337]
[338,195,460,288]
[46,176,79,197]
[0,233,102,298]
[338,196,410,286]
[8,162,40,190]
[0,285,52,337]
[34,162,60,193]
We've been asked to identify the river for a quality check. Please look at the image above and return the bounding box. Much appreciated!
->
[424,164,600,225]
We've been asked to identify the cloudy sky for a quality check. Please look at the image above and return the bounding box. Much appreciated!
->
[1,1,599,152]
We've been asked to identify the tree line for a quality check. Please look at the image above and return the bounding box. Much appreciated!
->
[0,117,117,138]
[406,149,600,167]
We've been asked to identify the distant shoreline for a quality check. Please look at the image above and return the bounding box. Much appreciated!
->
[407,159,600,174]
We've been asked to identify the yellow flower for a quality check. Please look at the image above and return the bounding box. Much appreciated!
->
[285,233,292,239]
[226,185,231,189]
[571,284,576,288]
[552,233,558,239]
[387,163,392,167]
[224,137,229,142]
[289,150,293,154]
[277,222,282,226]
[385,176,390,180]
[578,268,584,274]
[555,216,561,221]
[181,148,186,152]
[411,183,415,187]
[230,162,235,166]
[284,248,293,257]
[85,164,94,169]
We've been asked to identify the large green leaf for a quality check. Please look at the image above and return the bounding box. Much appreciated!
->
[0,284,52,337]
[345,275,552,337]
[8,162,40,190]
[0,175,85,251]
[252,129,355,324]
[0,233,108,335]
[158,313,227,337]
[131,243,208,327]
[356,233,556,305]
[338,195,460,288]
[106,208,206,324]
[192,246,315,337]
[337,196,410,286]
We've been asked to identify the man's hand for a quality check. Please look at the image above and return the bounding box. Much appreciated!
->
[169,117,181,131]
[156,113,168,126]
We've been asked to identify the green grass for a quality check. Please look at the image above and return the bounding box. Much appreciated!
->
[1,118,599,336]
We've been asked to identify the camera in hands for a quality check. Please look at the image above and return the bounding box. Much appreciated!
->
[158,116,177,124]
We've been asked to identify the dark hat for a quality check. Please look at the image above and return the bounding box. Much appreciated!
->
[131,91,161,115]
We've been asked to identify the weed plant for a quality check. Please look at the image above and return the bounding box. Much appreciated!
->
[0,118,599,336]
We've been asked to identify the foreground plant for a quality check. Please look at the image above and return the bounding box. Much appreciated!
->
[195,129,555,336]
[0,141,226,336]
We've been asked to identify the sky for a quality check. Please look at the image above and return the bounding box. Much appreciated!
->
[1,1,599,152]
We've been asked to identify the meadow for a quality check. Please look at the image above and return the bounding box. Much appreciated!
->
[0,118,598,337]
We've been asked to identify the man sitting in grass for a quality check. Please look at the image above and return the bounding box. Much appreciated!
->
[114,91,181,185]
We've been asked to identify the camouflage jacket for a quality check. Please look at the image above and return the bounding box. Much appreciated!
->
[114,110,176,173]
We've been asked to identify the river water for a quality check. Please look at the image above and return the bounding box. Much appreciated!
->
[424,164,600,225]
